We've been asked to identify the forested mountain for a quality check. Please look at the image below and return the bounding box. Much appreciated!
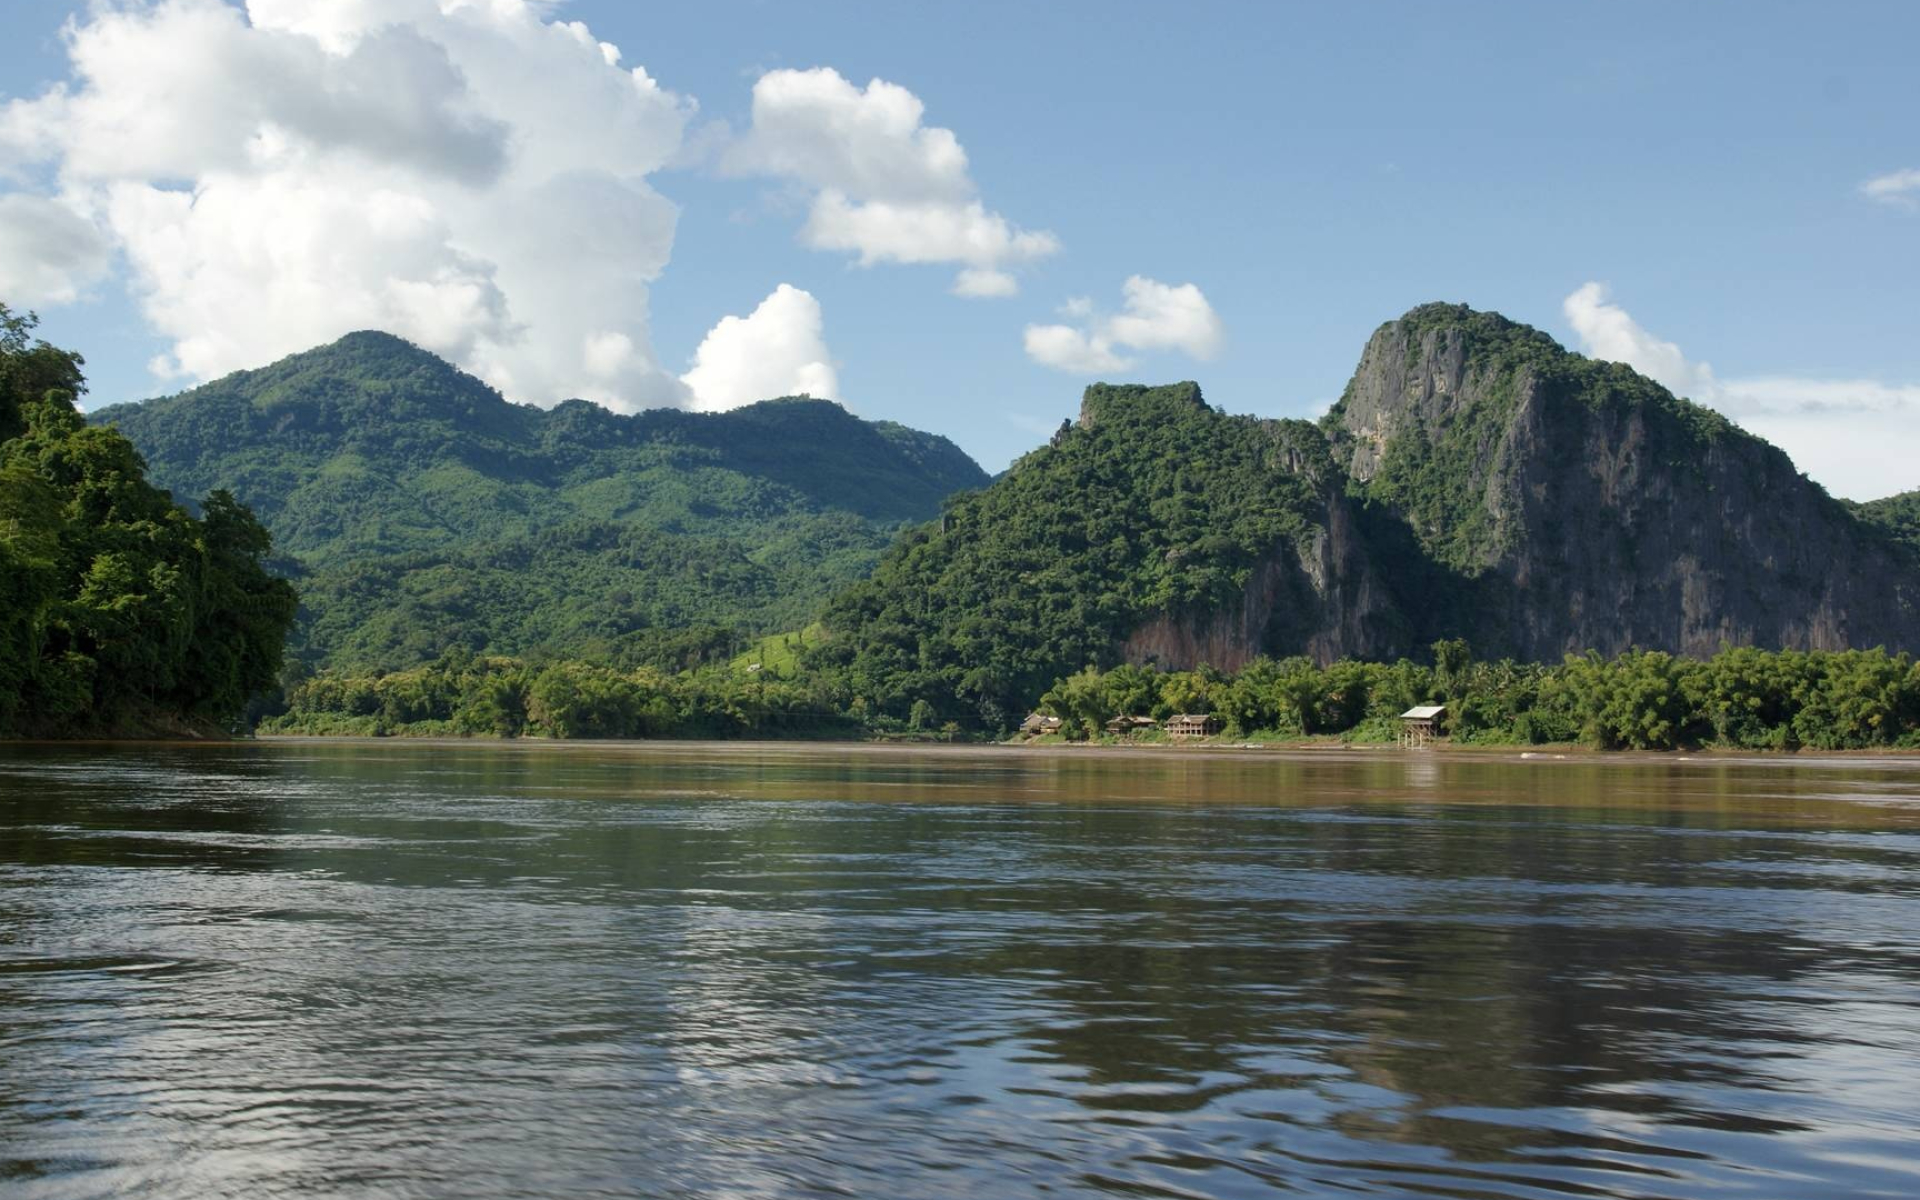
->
[93,331,988,669]
[1851,490,1920,554]
[72,303,1920,740]
[808,382,1405,729]
[1,306,295,737]
[806,304,1920,727]
[1325,304,1920,659]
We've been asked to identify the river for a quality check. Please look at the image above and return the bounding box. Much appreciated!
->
[3,740,1919,1198]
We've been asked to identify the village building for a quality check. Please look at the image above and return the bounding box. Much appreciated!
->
[1165,713,1222,739]
[1399,705,1446,748]
[1104,714,1160,737]
[1020,712,1065,737]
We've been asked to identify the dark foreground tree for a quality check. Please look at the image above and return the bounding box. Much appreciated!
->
[0,305,297,736]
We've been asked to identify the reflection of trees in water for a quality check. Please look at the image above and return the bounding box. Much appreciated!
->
[8,743,1920,1188]
[907,801,1920,1170]
[0,745,292,872]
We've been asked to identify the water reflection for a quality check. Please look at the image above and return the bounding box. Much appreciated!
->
[3,742,1920,1198]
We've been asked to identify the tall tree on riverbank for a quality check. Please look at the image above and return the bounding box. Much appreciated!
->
[0,306,297,737]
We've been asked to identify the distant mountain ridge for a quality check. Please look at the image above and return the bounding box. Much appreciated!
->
[1325,303,1920,658]
[93,331,988,669]
[807,304,1920,725]
[1850,489,1920,554]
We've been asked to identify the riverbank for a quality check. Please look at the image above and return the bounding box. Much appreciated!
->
[229,733,1920,770]
[16,728,1920,763]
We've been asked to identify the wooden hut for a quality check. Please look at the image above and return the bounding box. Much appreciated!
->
[1104,714,1160,737]
[1166,713,1221,739]
[1020,712,1065,737]
[1399,705,1446,748]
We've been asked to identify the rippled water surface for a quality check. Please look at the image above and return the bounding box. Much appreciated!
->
[4,741,1920,1199]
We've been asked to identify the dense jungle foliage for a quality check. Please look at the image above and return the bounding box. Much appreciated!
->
[33,306,1920,749]
[263,639,1920,751]
[805,383,1343,731]
[0,307,296,736]
[261,647,866,740]
[1033,642,1920,751]
[1852,490,1920,553]
[800,306,1920,732]
[93,331,987,670]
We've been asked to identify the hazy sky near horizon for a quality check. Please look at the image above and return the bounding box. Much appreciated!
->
[2,0,1916,497]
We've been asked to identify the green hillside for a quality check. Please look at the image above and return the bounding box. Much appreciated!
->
[796,305,1920,731]
[804,382,1398,729]
[1851,490,1920,553]
[93,332,988,669]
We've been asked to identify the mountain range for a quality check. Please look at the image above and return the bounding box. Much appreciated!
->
[809,304,1920,723]
[93,331,987,670]
[93,306,1920,723]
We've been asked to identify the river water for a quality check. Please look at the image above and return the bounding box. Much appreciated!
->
[3,741,1919,1199]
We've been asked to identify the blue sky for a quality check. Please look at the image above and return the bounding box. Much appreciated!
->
[2,1,1916,495]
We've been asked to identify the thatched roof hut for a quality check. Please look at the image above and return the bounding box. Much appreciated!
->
[1166,713,1221,739]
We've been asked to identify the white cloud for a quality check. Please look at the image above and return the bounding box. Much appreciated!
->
[1023,324,1133,374]
[1563,282,1920,500]
[1105,276,1225,359]
[724,67,1057,296]
[0,0,693,410]
[803,193,1057,269]
[1861,168,1920,209]
[951,267,1018,298]
[1562,281,1716,398]
[723,68,969,202]
[681,283,838,413]
[1024,275,1223,375]
[0,193,112,305]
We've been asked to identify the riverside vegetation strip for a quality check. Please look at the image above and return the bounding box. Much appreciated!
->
[260,640,1920,751]
[8,299,1920,743]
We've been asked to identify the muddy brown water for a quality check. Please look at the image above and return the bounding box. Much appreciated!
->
[4,740,1919,1198]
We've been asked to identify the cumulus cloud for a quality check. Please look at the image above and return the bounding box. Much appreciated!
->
[1024,276,1223,374]
[1562,281,1717,398]
[1023,324,1133,374]
[0,193,112,305]
[0,0,693,409]
[724,67,1057,295]
[1861,168,1920,209]
[1563,282,1920,500]
[951,267,1018,298]
[681,284,837,413]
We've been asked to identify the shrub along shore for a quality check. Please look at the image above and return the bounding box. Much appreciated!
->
[258,640,1920,752]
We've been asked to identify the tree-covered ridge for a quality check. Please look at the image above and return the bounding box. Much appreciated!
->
[295,512,893,670]
[1,307,295,737]
[1851,490,1920,554]
[92,330,989,669]
[789,303,1920,733]
[804,382,1348,730]
[95,330,987,557]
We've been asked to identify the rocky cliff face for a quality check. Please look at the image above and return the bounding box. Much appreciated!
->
[814,304,1920,727]
[1071,383,1409,670]
[1121,467,1407,671]
[1325,304,1920,658]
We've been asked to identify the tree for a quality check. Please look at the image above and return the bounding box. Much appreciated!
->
[1,304,86,445]
[0,313,297,735]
